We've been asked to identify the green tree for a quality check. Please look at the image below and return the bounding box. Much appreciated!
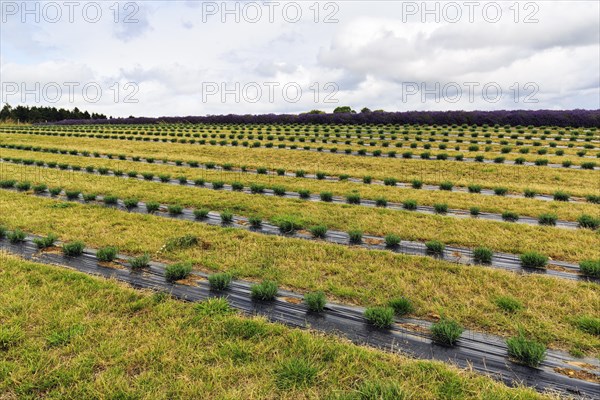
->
[333,106,355,114]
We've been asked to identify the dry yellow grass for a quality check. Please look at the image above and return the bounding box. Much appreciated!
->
[0,189,598,355]
[1,134,598,197]
[1,147,599,222]
[1,162,599,262]
[0,253,552,399]
[8,128,597,161]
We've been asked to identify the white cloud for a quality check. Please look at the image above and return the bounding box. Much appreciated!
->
[1,0,598,116]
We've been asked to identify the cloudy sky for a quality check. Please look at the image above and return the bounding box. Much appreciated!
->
[1,0,598,117]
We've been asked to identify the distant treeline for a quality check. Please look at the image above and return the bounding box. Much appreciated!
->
[44,109,600,128]
[44,110,600,127]
[0,104,107,123]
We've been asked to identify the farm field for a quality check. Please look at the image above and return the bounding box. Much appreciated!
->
[1,122,599,398]
[0,253,548,399]
[1,131,599,198]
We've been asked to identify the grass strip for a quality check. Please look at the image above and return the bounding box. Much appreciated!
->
[0,189,598,355]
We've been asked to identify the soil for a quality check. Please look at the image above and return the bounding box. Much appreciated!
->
[553,368,600,383]
[396,322,430,334]
[280,296,303,305]
[175,277,201,287]
[98,261,125,270]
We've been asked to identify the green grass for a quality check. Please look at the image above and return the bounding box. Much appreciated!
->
[384,234,401,248]
[433,203,448,214]
[375,197,388,207]
[586,195,600,204]
[249,216,262,228]
[46,324,85,347]
[304,291,327,312]
[129,253,150,269]
[49,187,62,196]
[163,235,199,252]
[250,183,265,194]
[349,380,408,398]
[425,241,444,255]
[298,189,310,199]
[165,261,193,282]
[0,325,23,351]
[473,247,493,264]
[0,179,16,188]
[33,183,47,194]
[430,319,464,347]
[208,272,232,290]
[65,190,81,200]
[575,316,600,336]
[146,201,160,213]
[346,193,361,204]
[320,191,333,202]
[388,297,414,316]
[494,296,523,313]
[577,214,600,230]
[309,225,328,239]
[0,254,551,399]
[501,211,519,222]
[123,198,139,210]
[468,185,482,193]
[383,178,398,186]
[520,252,548,269]
[212,181,225,189]
[8,229,26,243]
[220,211,234,223]
[439,181,453,191]
[96,246,118,262]
[194,208,210,219]
[364,307,395,329]
[272,185,286,196]
[250,280,278,301]
[33,233,57,249]
[538,213,557,226]
[273,215,303,234]
[274,358,318,390]
[553,191,570,202]
[494,187,508,196]
[403,199,417,210]
[348,230,363,244]
[158,173,170,182]
[62,241,85,256]
[83,193,97,202]
[103,195,118,205]
[506,334,546,367]
[166,204,183,215]
[15,181,31,191]
[579,259,600,278]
